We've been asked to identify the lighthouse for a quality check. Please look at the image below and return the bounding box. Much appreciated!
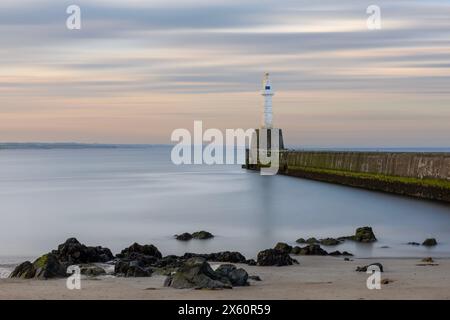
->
[261,72,274,129]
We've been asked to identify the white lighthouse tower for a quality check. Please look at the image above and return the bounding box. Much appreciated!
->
[261,72,274,129]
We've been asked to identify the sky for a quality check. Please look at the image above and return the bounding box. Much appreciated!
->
[0,0,449,147]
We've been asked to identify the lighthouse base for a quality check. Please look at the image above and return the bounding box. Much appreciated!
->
[245,128,285,170]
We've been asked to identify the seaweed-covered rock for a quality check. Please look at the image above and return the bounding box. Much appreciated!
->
[295,238,306,244]
[320,238,341,246]
[164,258,231,289]
[256,249,298,266]
[33,253,67,279]
[116,242,162,260]
[422,238,437,246]
[175,233,193,241]
[215,264,249,286]
[356,262,384,272]
[274,242,293,254]
[353,227,377,243]
[9,261,36,279]
[192,231,214,240]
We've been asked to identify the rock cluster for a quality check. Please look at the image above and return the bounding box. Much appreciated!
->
[256,249,298,266]
[10,238,113,279]
[175,231,214,241]
[164,258,248,289]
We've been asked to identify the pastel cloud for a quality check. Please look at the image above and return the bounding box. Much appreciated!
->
[0,0,449,146]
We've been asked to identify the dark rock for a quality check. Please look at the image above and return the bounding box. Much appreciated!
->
[353,227,377,243]
[79,264,106,277]
[328,250,353,256]
[175,233,193,241]
[291,246,302,255]
[9,261,36,279]
[52,238,114,264]
[248,275,262,281]
[422,238,437,246]
[164,258,232,289]
[192,231,214,240]
[356,262,384,272]
[381,278,394,285]
[126,265,152,277]
[215,264,249,286]
[320,238,341,246]
[274,242,292,254]
[114,260,152,277]
[306,237,319,244]
[117,242,162,260]
[245,259,257,266]
[33,253,67,279]
[183,251,246,263]
[295,238,306,244]
[407,242,420,246]
[422,257,434,263]
[154,255,185,269]
[296,244,328,256]
[256,249,298,266]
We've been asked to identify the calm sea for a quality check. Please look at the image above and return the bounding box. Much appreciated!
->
[1,145,450,275]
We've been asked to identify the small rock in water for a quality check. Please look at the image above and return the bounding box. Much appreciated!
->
[192,231,214,240]
[295,238,306,244]
[352,226,377,243]
[381,278,394,285]
[248,275,262,281]
[257,249,298,266]
[407,242,420,246]
[175,233,193,241]
[422,238,437,246]
[421,257,434,263]
[356,262,384,273]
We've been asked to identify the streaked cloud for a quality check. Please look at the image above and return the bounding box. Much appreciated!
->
[0,0,449,146]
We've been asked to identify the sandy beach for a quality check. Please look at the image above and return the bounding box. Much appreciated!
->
[1,256,449,300]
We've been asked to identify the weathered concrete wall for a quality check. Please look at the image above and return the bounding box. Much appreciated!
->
[282,151,450,181]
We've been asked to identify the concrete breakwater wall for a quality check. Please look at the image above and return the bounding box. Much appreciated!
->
[281,151,450,181]
[245,150,450,202]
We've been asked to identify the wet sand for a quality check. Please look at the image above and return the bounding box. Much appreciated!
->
[1,256,449,300]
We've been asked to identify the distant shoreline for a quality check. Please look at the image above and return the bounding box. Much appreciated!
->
[1,142,450,153]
